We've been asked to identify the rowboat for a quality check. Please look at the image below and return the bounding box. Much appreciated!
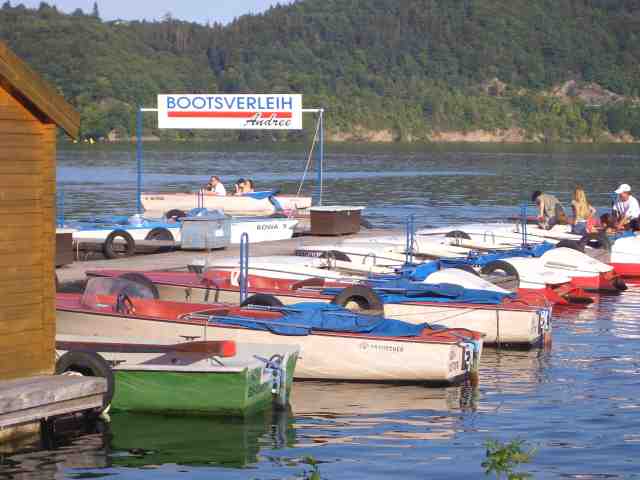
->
[87,269,551,348]
[141,191,311,218]
[55,334,298,417]
[57,277,483,384]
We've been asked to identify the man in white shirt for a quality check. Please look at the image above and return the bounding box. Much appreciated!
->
[613,183,640,230]
[205,176,227,196]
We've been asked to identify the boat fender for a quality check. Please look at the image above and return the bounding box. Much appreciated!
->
[165,209,187,221]
[240,294,284,308]
[331,285,384,313]
[613,277,628,291]
[145,227,174,242]
[579,232,612,252]
[103,229,135,259]
[55,351,115,411]
[479,260,520,289]
[117,272,160,299]
[555,239,585,252]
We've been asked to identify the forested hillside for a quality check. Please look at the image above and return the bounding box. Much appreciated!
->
[1,0,640,142]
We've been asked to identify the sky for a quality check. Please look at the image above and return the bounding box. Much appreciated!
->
[18,0,294,24]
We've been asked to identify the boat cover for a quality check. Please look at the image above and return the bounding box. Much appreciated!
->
[244,191,277,200]
[324,280,512,305]
[395,242,555,281]
[211,303,428,337]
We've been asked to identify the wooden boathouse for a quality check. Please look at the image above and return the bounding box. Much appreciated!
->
[0,41,105,446]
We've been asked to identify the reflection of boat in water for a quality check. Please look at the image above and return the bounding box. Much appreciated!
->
[108,411,293,468]
[291,382,477,415]
[476,348,549,398]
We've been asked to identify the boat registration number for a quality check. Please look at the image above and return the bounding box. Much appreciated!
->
[537,309,551,333]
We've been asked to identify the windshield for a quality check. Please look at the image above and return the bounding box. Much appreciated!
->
[80,277,156,310]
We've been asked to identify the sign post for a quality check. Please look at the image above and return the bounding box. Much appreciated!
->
[135,94,323,213]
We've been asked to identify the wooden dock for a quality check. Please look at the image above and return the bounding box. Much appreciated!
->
[57,228,395,288]
[0,375,106,447]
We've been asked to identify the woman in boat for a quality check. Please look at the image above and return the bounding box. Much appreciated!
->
[233,178,246,196]
[570,186,597,235]
[532,190,568,229]
[244,179,255,194]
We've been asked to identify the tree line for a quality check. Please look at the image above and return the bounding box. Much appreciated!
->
[0,0,639,142]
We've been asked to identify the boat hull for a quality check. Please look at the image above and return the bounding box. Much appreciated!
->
[146,280,548,347]
[142,192,311,217]
[56,309,476,384]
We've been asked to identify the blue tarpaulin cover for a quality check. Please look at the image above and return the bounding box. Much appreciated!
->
[210,302,428,337]
[323,280,512,305]
[244,190,278,200]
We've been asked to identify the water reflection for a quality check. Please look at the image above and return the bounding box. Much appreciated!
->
[107,411,292,468]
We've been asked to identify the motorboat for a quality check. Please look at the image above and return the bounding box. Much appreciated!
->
[87,269,552,348]
[55,335,298,416]
[56,277,483,384]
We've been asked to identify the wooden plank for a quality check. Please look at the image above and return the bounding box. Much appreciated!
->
[0,304,42,324]
[0,174,45,187]
[0,42,80,138]
[0,187,42,201]
[0,352,51,378]
[0,278,43,296]
[0,120,44,135]
[0,290,42,308]
[1,214,43,228]
[0,314,42,336]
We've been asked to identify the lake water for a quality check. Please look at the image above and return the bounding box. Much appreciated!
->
[5,144,640,479]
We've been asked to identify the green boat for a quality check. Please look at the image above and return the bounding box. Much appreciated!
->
[55,335,299,417]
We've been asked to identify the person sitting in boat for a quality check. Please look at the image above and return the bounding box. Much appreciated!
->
[532,190,568,229]
[612,183,640,231]
[244,179,255,194]
[571,186,597,235]
[233,178,246,196]
[599,213,616,234]
[205,176,226,196]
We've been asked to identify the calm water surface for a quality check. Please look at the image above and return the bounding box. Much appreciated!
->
[5,144,640,479]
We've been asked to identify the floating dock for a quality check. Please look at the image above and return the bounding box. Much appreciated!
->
[57,228,394,288]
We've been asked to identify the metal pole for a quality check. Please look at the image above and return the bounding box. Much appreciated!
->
[239,232,249,303]
[319,109,324,206]
[312,110,324,206]
[136,107,143,214]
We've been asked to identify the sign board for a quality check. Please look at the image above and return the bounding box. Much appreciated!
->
[157,94,302,130]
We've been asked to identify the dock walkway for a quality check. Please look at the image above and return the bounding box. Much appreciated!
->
[57,229,395,287]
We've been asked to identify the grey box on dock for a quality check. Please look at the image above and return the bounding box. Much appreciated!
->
[180,212,231,250]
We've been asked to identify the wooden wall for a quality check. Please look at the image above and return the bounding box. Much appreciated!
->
[0,86,55,380]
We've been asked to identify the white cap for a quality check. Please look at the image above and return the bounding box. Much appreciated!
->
[615,184,631,194]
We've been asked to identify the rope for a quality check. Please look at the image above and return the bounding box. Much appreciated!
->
[295,114,321,199]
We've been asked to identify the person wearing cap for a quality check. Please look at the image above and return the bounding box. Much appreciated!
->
[531,190,568,229]
[613,183,640,230]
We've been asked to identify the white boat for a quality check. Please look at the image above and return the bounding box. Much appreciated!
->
[71,216,298,255]
[141,191,311,218]
[92,266,552,348]
[56,277,483,384]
